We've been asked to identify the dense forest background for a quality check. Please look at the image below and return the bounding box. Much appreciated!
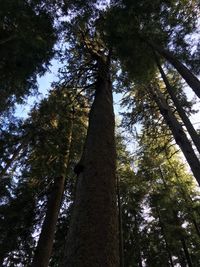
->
[0,0,200,266]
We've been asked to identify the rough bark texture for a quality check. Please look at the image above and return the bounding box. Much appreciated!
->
[31,118,74,267]
[148,85,200,185]
[151,43,200,99]
[63,58,119,266]
[156,60,200,155]
[31,176,66,267]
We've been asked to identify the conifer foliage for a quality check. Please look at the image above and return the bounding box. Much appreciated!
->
[0,1,200,266]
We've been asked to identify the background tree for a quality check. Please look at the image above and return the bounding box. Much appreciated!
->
[0,0,59,112]
[1,1,200,266]
[0,86,87,266]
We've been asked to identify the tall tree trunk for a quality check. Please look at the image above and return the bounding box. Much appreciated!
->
[156,206,174,267]
[0,35,17,45]
[159,165,200,265]
[166,157,198,205]
[172,204,193,267]
[177,251,187,267]
[159,177,193,267]
[167,159,200,237]
[0,138,27,178]
[31,176,66,267]
[180,237,193,267]
[31,115,74,267]
[133,213,143,267]
[148,85,200,185]
[117,176,125,267]
[63,57,119,266]
[0,254,5,266]
[155,59,200,155]
[149,42,200,99]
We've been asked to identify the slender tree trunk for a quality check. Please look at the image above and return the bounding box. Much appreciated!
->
[31,176,66,267]
[157,195,187,267]
[177,251,187,267]
[117,176,124,267]
[133,213,143,267]
[149,42,200,99]
[31,115,74,267]
[191,218,200,238]
[156,59,200,155]
[0,254,5,266]
[159,166,198,266]
[168,159,200,238]
[148,85,200,185]
[0,35,16,45]
[166,157,200,210]
[172,211,193,267]
[156,207,174,267]
[63,57,119,266]
[180,237,193,267]
[0,139,27,178]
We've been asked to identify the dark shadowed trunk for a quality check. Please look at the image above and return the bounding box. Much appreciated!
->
[117,176,124,267]
[31,176,66,267]
[172,210,193,267]
[156,59,200,155]
[0,35,17,45]
[156,207,174,267]
[177,251,187,267]
[150,42,200,99]
[31,116,74,267]
[0,138,28,178]
[133,213,143,267]
[180,237,193,267]
[0,254,5,266]
[148,85,200,185]
[158,170,193,267]
[167,160,200,238]
[155,172,174,267]
[62,56,119,266]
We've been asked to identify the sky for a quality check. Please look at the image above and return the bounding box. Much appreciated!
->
[183,85,200,130]
[14,58,200,172]
[15,58,200,130]
[15,59,60,118]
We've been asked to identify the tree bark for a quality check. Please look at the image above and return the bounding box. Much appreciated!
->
[156,207,174,267]
[0,255,5,266]
[63,57,119,266]
[148,85,200,185]
[0,138,28,178]
[149,42,200,99]
[0,35,17,45]
[180,236,193,267]
[177,251,187,267]
[31,176,66,267]
[158,170,193,267]
[133,213,143,267]
[31,115,74,267]
[161,180,193,267]
[156,59,200,155]
[116,176,124,267]
[168,160,200,238]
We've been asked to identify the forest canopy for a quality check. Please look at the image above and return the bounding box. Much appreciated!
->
[0,0,200,266]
